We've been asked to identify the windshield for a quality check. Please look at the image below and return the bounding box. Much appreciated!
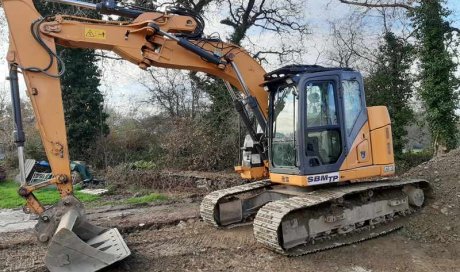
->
[271,85,298,168]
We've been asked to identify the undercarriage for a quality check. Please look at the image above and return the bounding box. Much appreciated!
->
[200,179,429,254]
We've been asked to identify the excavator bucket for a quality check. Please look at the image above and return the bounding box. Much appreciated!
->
[39,202,130,272]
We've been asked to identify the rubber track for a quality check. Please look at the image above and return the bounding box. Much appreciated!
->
[253,179,428,255]
[200,180,272,227]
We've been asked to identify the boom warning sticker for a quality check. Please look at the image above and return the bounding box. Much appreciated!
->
[84,28,107,40]
[307,172,340,185]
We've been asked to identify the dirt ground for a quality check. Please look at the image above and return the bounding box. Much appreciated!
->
[1,151,459,272]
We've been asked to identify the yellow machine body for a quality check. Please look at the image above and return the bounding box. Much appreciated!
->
[270,106,395,187]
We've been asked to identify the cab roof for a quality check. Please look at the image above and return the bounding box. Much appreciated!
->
[263,65,355,90]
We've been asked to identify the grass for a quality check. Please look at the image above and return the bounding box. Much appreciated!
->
[85,192,169,208]
[0,180,167,209]
[0,180,100,209]
[125,193,168,205]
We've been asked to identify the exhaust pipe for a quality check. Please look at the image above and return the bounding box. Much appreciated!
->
[36,196,131,271]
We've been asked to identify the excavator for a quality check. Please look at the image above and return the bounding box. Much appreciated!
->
[2,0,429,271]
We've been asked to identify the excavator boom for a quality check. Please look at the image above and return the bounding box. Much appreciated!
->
[2,0,271,211]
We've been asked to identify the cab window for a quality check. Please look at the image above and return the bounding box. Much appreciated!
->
[342,80,362,134]
[306,82,338,127]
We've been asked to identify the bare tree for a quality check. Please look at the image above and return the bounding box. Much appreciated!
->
[327,0,417,70]
[327,15,379,70]
[337,0,415,10]
[245,35,304,65]
[337,0,460,33]
[140,69,208,118]
[220,0,309,46]
[170,0,219,12]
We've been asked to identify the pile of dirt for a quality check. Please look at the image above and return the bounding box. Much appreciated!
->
[401,149,460,244]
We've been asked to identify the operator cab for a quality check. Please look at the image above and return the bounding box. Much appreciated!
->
[264,65,367,176]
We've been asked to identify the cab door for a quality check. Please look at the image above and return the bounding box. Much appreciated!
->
[340,72,372,170]
[298,72,346,176]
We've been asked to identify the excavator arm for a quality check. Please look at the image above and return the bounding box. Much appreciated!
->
[3,0,269,211]
[1,0,269,270]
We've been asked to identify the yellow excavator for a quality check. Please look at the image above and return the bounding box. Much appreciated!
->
[2,0,429,271]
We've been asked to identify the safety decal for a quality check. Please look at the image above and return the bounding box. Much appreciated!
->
[84,28,107,40]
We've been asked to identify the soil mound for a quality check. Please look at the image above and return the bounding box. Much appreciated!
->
[402,149,460,244]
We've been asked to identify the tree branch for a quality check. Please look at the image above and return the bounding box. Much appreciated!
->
[338,0,414,11]
[94,53,123,60]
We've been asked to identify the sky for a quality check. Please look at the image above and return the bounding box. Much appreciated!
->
[0,0,459,117]
[448,0,460,22]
